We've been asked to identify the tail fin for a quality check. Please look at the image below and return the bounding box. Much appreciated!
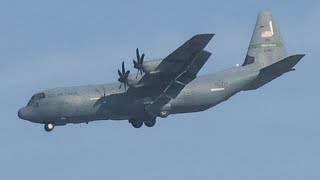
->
[243,11,287,68]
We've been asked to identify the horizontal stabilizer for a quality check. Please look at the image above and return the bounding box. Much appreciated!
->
[260,54,305,74]
[244,54,305,90]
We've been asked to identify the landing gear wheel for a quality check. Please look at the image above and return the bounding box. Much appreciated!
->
[131,120,143,128]
[144,119,156,127]
[44,123,54,132]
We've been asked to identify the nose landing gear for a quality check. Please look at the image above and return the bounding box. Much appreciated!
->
[44,123,54,132]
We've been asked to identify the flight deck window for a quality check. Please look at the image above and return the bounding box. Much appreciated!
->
[27,93,46,106]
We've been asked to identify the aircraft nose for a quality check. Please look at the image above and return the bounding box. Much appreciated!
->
[18,107,30,120]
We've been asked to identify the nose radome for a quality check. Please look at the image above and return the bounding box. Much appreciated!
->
[18,107,28,120]
[18,108,24,119]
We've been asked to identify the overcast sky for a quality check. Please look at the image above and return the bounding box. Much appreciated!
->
[0,0,319,179]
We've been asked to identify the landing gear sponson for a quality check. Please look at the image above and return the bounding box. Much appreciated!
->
[43,113,162,131]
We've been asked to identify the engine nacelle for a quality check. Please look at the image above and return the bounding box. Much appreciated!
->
[143,58,163,72]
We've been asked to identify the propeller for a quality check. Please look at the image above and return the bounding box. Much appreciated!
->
[118,61,130,90]
[133,48,145,78]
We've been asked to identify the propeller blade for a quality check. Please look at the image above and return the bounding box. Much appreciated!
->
[140,53,145,63]
[118,69,122,77]
[136,48,140,62]
[125,70,130,77]
[133,60,138,67]
[122,61,125,74]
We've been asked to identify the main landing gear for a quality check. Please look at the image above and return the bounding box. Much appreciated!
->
[44,123,54,132]
[129,117,156,128]
[129,110,170,128]
[144,119,156,127]
[131,120,143,128]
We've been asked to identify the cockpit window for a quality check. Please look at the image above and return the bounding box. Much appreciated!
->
[27,93,46,106]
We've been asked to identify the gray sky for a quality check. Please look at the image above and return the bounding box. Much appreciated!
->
[0,0,319,179]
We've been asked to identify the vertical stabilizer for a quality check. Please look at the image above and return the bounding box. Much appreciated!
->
[243,11,287,68]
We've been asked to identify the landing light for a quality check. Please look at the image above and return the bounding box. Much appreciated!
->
[48,124,54,129]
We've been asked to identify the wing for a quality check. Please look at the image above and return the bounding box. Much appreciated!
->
[154,34,214,75]
[145,50,212,115]
[132,34,214,88]
[127,34,214,116]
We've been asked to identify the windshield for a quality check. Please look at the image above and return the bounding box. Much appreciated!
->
[27,93,46,106]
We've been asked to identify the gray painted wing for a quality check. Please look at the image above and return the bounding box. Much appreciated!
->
[155,34,214,75]
[132,34,214,88]
[145,50,212,115]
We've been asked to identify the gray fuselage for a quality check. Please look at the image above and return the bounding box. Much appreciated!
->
[18,65,259,125]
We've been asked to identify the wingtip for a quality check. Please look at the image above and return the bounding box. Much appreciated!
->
[202,50,212,55]
[206,33,215,40]
[287,54,306,62]
[195,33,215,38]
[295,54,306,59]
[192,33,215,43]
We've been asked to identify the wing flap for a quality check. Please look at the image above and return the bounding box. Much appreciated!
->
[145,50,212,115]
[145,95,171,113]
[176,50,211,84]
[164,81,185,98]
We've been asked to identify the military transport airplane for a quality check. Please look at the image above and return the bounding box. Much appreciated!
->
[18,11,304,132]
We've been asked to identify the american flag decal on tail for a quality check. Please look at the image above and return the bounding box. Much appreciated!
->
[261,21,274,38]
